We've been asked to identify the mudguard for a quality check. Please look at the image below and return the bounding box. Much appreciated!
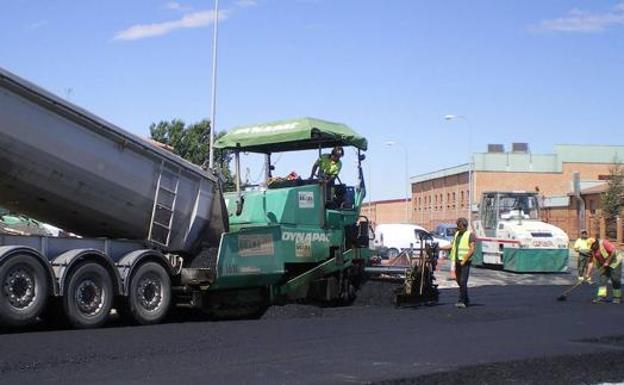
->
[117,249,173,295]
[52,249,122,296]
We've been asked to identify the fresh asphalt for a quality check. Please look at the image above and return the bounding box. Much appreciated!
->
[1,258,623,385]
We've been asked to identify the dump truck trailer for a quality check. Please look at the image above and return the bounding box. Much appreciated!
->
[0,67,370,328]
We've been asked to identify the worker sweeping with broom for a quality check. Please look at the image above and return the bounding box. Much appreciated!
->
[587,237,622,304]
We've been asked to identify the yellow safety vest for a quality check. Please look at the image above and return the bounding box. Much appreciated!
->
[573,238,591,254]
[450,230,472,263]
[595,241,622,269]
[318,154,342,177]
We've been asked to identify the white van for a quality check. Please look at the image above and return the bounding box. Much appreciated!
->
[372,223,451,259]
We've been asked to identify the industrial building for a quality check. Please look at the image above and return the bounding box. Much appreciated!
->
[361,198,411,226]
[409,143,624,237]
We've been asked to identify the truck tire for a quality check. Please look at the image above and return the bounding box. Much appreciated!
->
[124,262,171,325]
[386,248,400,259]
[63,262,113,329]
[0,254,49,327]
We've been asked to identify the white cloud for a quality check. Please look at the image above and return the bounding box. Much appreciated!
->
[533,2,624,32]
[166,2,182,10]
[114,10,228,41]
[165,2,192,12]
[236,0,258,7]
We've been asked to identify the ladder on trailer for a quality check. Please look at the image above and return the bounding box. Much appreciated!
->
[148,163,181,248]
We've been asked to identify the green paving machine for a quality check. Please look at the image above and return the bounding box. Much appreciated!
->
[212,118,371,310]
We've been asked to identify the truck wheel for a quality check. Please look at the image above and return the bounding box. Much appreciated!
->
[386,248,400,259]
[0,254,49,327]
[124,262,171,325]
[63,262,113,329]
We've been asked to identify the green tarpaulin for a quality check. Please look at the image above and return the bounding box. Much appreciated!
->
[472,243,569,273]
[502,248,569,273]
[214,117,367,153]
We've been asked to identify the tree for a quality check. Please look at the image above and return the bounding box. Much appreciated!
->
[149,119,234,191]
[601,161,624,223]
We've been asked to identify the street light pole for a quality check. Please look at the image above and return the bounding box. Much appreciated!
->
[385,141,410,223]
[208,0,220,169]
[444,114,473,228]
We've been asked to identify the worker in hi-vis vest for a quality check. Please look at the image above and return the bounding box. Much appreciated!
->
[588,237,622,304]
[573,229,593,283]
[310,146,345,208]
[310,146,344,182]
[449,217,475,308]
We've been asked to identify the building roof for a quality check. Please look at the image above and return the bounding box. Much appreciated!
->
[363,198,411,205]
[410,144,624,184]
[555,144,624,164]
[473,152,561,173]
[580,183,608,195]
[409,164,469,184]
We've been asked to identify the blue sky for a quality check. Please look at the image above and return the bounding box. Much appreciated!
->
[2,0,623,201]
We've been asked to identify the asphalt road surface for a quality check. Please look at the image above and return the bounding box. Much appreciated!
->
[1,262,624,385]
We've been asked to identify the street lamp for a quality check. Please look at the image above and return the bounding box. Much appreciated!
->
[385,141,410,223]
[444,114,473,228]
[208,0,220,169]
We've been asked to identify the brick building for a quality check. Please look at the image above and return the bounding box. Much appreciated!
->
[361,198,410,226]
[409,144,624,237]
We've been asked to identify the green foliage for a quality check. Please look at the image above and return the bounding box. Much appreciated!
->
[601,162,624,220]
[149,119,234,191]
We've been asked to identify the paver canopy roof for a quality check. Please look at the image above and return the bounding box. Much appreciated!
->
[214,117,367,153]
